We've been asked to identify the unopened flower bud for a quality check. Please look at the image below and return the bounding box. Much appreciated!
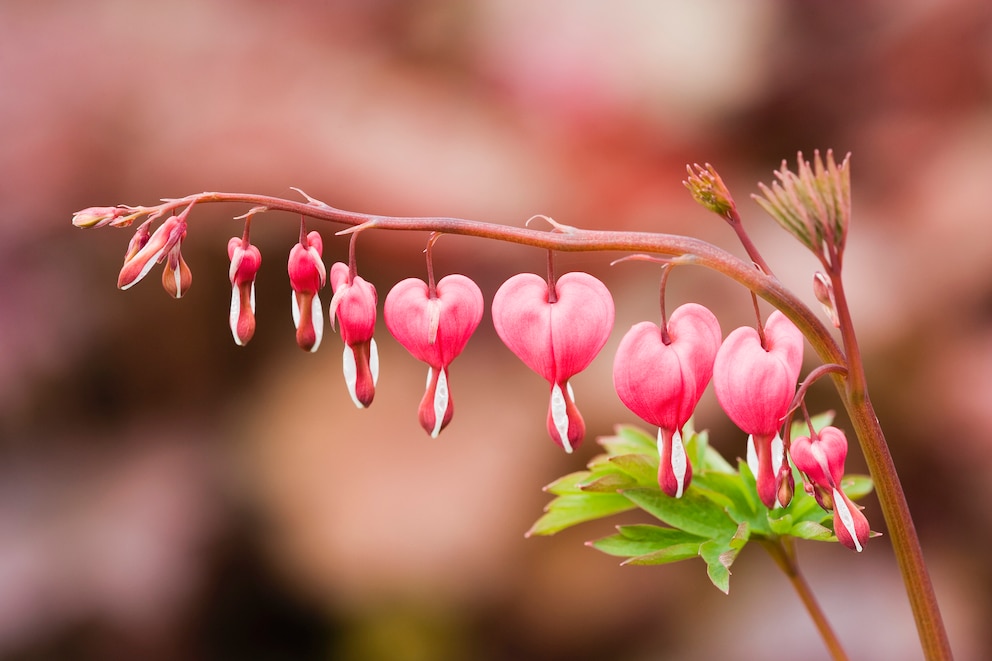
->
[288,230,326,352]
[813,272,840,328]
[684,163,737,219]
[790,426,871,552]
[228,236,262,345]
[330,262,379,408]
[118,215,190,295]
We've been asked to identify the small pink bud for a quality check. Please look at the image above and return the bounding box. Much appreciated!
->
[330,262,379,408]
[288,230,326,352]
[713,311,803,508]
[492,272,615,453]
[790,426,871,551]
[384,274,483,437]
[813,272,840,327]
[118,215,189,294]
[73,206,130,229]
[613,303,721,497]
[228,237,262,346]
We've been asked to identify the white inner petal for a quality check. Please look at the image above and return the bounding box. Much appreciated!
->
[343,345,361,408]
[291,293,301,329]
[172,262,184,297]
[551,382,573,454]
[121,246,167,290]
[671,428,688,498]
[425,366,433,389]
[230,286,242,345]
[310,295,323,352]
[249,281,256,313]
[370,338,379,386]
[771,432,784,474]
[566,381,575,402]
[431,368,449,438]
[833,487,863,552]
[746,434,758,477]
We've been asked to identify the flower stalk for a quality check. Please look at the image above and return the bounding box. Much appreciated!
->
[73,175,953,659]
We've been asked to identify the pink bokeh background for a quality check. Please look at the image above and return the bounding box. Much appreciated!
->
[2,1,991,659]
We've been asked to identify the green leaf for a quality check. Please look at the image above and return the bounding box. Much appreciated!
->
[527,493,636,537]
[578,471,639,493]
[591,525,706,559]
[600,425,657,456]
[620,487,737,539]
[691,471,763,531]
[841,474,873,500]
[685,427,735,474]
[543,471,594,496]
[624,543,705,566]
[608,454,658,487]
[790,520,835,541]
[700,523,750,594]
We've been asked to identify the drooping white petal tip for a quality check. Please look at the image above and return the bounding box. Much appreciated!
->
[551,382,572,454]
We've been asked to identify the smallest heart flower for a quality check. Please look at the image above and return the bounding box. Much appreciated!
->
[384,274,483,437]
[288,229,326,352]
[118,214,192,297]
[492,272,614,453]
[228,236,262,346]
[330,262,379,408]
[613,303,721,498]
[713,310,803,509]
[790,425,871,552]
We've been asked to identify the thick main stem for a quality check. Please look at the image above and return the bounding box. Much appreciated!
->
[762,538,849,661]
[829,271,953,661]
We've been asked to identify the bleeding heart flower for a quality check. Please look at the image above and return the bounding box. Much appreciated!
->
[791,426,870,552]
[330,262,379,408]
[491,272,614,453]
[288,230,326,352]
[118,214,191,297]
[713,310,803,508]
[613,303,721,497]
[227,236,261,346]
[384,274,483,437]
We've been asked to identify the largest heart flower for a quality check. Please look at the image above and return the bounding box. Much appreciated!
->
[384,274,483,437]
[492,272,615,453]
[713,310,804,508]
[613,303,721,497]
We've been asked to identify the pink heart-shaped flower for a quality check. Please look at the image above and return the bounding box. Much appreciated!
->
[492,271,614,451]
[384,274,483,437]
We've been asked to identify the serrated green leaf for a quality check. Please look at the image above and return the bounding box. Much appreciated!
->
[841,474,873,500]
[620,487,737,538]
[591,526,705,558]
[527,493,636,536]
[543,471,594,496]
[768,512,794,535]
[624,543,703,565]
[608,453,658,487]
[691,471,763,531]
[790,520,835,541]
[700,523,750,594]
[578,471,639,493]
[600,425,658,456]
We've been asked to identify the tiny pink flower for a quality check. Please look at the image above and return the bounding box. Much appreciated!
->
[384,274,483,437]
[492,272,615,453]
[288,230,326,352]
[713,311,803,508]
[330,262,379,408]
[118,214,191,298]
[228,236,262,346]
[613,303,721,497]
[791,426,871,552]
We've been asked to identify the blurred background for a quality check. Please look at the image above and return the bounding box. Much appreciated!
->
[2,0,991,659]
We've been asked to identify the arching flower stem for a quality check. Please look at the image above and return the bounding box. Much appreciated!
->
[78,189,952,660]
